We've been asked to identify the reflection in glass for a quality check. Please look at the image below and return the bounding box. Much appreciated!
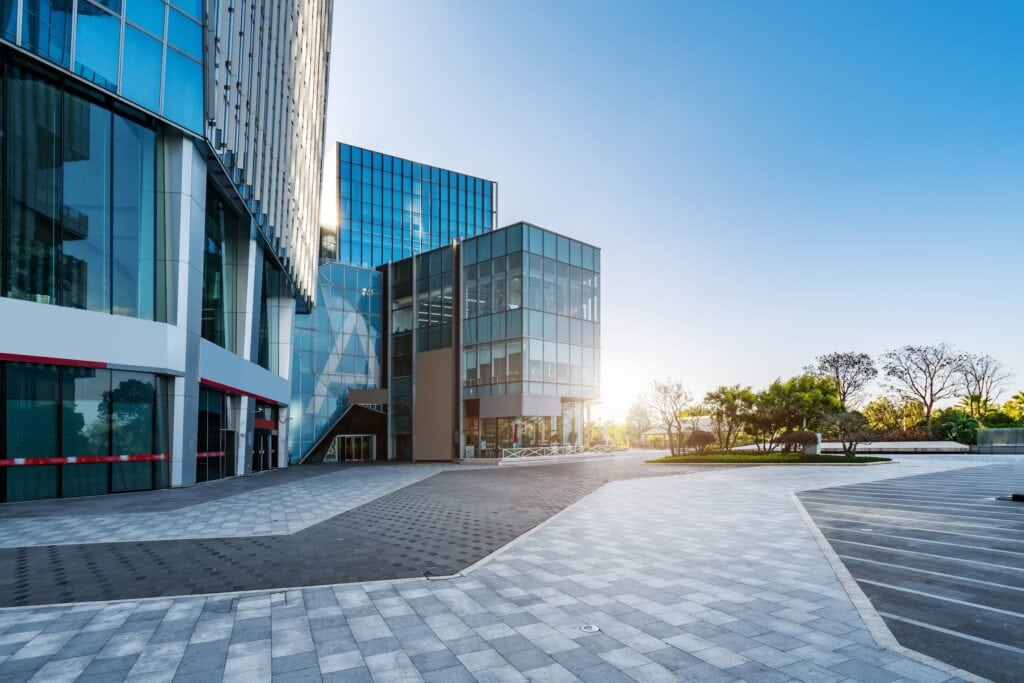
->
[4,364,60,501]
[22,0,72,67]
[166,8,201,59]
[5,67,61,304]
[1,0,17,40]
[62,94,112,312]
[121,27,163,111]
[112,115,157,318]
[74,3,120,91]
[163,48,203,132]
[61,367,110,497]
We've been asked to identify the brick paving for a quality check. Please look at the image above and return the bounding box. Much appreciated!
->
[0,453,1011,681]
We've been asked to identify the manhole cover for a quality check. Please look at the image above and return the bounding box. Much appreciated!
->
[580,624,600,633]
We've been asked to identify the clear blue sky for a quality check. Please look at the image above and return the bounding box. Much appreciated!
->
[325,0,1024,420]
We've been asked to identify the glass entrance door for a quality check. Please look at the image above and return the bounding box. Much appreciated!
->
[325,435,376,462]
[252,430,276,472]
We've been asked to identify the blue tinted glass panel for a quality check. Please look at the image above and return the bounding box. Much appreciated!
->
[1,0,16,40]
[163,49,202,132]
[167,8,200,59]
[121,27,162,111]
[126,0,164,36]
[74,5,121,92]
[22,0,73,67]
[93,0,122,13]
[169,0,200,19]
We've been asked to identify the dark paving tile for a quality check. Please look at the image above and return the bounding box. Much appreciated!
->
[0,458,706,607]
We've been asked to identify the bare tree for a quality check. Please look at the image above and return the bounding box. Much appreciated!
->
[881,344,966,425]
[645,379,691,456]
[960,353,1012,414]
[807,352,877,408]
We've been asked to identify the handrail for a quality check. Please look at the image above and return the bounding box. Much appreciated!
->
[499,444,621,460]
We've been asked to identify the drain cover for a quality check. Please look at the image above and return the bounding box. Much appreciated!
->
[580,624,601,633]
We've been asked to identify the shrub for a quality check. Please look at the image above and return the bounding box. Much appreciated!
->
[775,430,818,451]
[931,411,979,445]
[876,427,931,442]
[684,430,716,453]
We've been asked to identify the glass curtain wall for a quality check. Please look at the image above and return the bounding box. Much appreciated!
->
[462,223,600,400]
[201,186,242,352]
[1,57,158,318]
[336,143,495,269]
[0,0,204,132]
[1,362,170,502]
[390,259,413,460]
[289,263,383,462]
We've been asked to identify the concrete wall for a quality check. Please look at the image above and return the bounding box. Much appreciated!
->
[413,348,455,461]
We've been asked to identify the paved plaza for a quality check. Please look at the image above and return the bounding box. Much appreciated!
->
[0,453,1020,682]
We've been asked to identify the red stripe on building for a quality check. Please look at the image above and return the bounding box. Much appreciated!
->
[0,353,107,369]
[200,378,283,406]
[196,451,226,459]
[254,419,276,430]
[0,454,169,467]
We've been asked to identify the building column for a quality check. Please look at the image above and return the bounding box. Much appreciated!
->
[162,134,207,487]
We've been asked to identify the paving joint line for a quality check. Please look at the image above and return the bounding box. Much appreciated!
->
[790,491,990,683]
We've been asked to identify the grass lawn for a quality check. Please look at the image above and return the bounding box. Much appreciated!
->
[647,452,892,465]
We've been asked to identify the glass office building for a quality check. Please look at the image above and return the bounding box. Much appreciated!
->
[292,144,494,464]
[375,222,601,462]
[324,143,497,269]
[462,222,600,458]
[1,1,334,502]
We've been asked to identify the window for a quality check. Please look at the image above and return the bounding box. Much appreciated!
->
[121,27,163,111]
[74,3,121,91]
[4,363,60,501]
[166,8,201,60]
[1,363,170,502]
[112,115,157,318]
[2,61,158,318]
[126,0,165,36]
[163,48,202,132]
[22,0,72,67]
[62,94,112,312]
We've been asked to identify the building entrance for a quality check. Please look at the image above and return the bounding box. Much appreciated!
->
[325,435,375,462]
[252,430,276,473]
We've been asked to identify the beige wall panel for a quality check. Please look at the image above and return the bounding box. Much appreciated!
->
[413,348,455,461]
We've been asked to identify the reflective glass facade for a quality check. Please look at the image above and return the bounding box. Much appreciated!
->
[333,143,496,268]
[1,55,159,319]
[463,222,600,400]
[0,361,171,502]
[0,0,204,132]
[290,263,383,462]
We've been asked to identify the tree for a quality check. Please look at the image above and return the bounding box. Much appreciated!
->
[744,375,841,451]
[645,379,691,456]
[1004,392,1024,423]
[704,384,756,450]
[862,396,925,431]
[827,412,873,457]
[881,344,966,425]
[808,352,878,408]
[623,398,654,448]
[960,353,1012,416]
